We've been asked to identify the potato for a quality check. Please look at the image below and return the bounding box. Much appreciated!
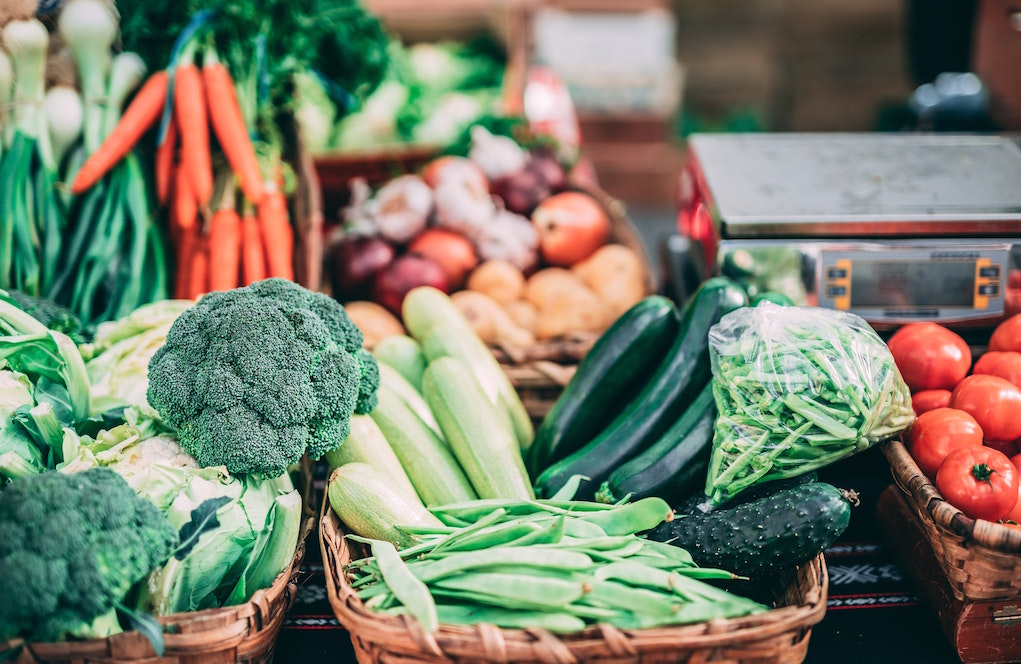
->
[504,300,538,333]
[534,289,612,340]
[344,300,405,348]
[451,290,535,347]
[524,268,589,310]
[465,259,526,305]
[572,244,646,318]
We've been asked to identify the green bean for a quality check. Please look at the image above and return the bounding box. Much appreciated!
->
[434,604,587,634]
[371,540,438,633]
[548,474,585,501]
[499,515,566,548]
[637,540,695,565]
[577,497,672,536]
[433,572,587,608]
[579,579,682,617]
[415,548,593,583]
[562,517,606,538]
[575,539,646,561]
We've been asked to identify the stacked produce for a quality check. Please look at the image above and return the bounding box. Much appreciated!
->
[329,125,647,349]
[0,278,372,654]
[0,1,168,325]
[326,285,781,634]
[892,316,1021,525]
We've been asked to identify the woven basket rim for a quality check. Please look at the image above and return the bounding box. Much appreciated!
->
[1,464,317,663]
[881,438,1021,554]
[319,488,829,663]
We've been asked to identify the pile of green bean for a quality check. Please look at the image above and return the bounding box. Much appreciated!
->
[704,304,914,506]
[345,487,767,634]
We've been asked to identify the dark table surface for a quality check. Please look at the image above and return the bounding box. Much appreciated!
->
[275,448,966,664]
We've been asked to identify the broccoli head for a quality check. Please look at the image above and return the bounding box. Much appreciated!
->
[146,279,380,476]
[0,467,177,643]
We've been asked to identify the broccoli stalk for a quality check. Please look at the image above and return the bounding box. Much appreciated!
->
[0,467,178,644]
[146,278,380,476]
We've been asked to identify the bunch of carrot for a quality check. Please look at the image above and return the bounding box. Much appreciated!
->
[71,42,296,301]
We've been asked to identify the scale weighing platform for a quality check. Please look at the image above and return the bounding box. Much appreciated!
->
[680,133,1021,331]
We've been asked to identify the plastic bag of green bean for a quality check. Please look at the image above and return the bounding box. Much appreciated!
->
[704,303,914,506]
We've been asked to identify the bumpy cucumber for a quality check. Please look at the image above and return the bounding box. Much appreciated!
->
[647,481,853,576]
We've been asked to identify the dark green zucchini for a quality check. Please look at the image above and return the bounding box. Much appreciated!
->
[596,381,716,505]
[526,295,680,477]
[533,277,747,500]
[750,291,794,307]
[647,481,853,577]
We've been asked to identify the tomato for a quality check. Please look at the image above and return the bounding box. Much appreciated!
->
[935,446,1019,521]
[886,323,971,392]
[408,228,479,290]
[949,374,1021,442]
[911,389,952,415]
[530,192,611,267]
[972,351,1021,389]
[907,407,984,478]
[989,313,1021,352]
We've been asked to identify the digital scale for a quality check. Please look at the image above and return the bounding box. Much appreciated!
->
[677,133,1021,331]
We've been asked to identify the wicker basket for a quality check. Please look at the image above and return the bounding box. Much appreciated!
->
[2,465,318,664]
[319,490,829,664]
[881,438,1021,602]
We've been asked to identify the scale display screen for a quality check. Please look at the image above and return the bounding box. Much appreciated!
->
[850,260,975,308]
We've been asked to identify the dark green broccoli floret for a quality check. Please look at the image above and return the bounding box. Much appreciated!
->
[0,467,177,643]
[146,279,380,475]
[0,289,87,344]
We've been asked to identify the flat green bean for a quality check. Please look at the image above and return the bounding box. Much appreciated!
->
[371,540,438,632]
[433,572,587,608]
[577,497,672,535]
[434,604,586,634]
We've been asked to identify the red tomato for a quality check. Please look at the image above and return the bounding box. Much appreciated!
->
[886,323,971,392]
[972,351,1021,389]
[935,446,1019,521]
[911,389,952,415]
[907,407,984,479]
[408,228,479,290]
[989,314,1021,352]
[949,374,1021,442]
[1004,453,1021,525]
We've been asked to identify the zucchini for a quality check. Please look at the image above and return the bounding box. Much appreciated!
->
[403,287,534,451]
[533,278,747,499]
[647,481,853,576]
[526,295,681,477]
[750,291,794,307]
[324,414,421,503]
[422,357,534,500]
[378,361,445,442]
[374,334,426,390]
[596,381,716,505]
[370,386,477,506]
[327,462,444,548]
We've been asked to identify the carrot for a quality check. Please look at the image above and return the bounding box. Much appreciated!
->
[173,162,197,236]
[71,71,168,195]
[203,56,265,205]
[187,234,210,300]
[241,211,267,285]
[208,207,242,292]
[174,62,214,211]
[257,186,294,280]
[173,224,197,299]
[155,113,178,206]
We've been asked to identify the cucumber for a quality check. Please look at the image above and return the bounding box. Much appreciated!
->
[647,481,853,577]
[403,287,534,451]
[526,295,680,477]
[327,462,444,549]
[422,357,534,501]
[374,334,427,390]
[370,386,477,506]
[596,381,716,505]
[672,472,819,517]
[533,278,747,500]
[324,414,421,503]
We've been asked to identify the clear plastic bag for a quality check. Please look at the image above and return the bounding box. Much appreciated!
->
[704,303,914,505]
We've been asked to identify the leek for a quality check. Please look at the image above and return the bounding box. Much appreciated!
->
[102,52,146,139]
[44,86,84,169]
[0,49,12,153]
